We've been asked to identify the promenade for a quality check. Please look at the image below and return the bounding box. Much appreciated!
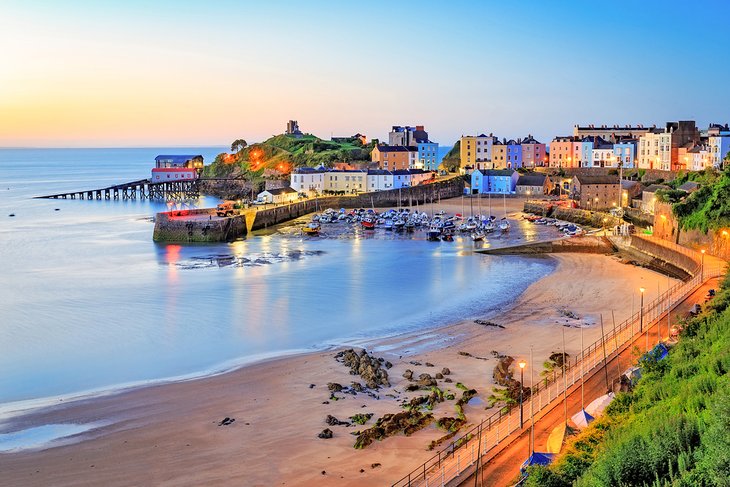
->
[392,236,725,487]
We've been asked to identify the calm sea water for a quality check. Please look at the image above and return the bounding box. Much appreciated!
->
[0,147,555,408]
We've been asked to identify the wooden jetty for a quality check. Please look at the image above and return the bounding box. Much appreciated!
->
[35,179,200,200]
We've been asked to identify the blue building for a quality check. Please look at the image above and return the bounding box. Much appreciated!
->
[470,169,519,194]
[506,140,523,169]
[613,138,637,168]
[417,141,439,171]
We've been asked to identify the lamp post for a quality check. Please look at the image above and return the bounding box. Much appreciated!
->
[639,287,645,333]
[603,217,608,236]
[701,249,706,281]
[518,360,526,428]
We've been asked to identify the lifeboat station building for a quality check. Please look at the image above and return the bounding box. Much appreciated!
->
[151,155,204,182]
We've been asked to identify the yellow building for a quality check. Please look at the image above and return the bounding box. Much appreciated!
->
[491,140,507,169]
[460,134,494,172]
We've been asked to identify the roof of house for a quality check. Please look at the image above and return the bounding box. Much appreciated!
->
[643,184,671,193]
[477,169,516,177]
[392,169,413,175]
[521,135,542,145]
[621,180,640,190]
[293,167,326,173]
[367,169,392,176]
[517,174,547,186]
[574,175,620,185]
[376,145,412,152]
[155,155,203,162]
[678,181,700,192]
[265,187,297,195]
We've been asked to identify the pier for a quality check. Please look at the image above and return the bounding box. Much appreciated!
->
[35,179,200,200]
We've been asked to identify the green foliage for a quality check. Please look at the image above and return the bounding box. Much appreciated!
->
[673,169,730,233]
[524,274,730,486]
[440,141,460,172]
[204,133,375,179]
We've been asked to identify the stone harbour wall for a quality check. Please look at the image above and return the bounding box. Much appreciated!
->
[153,209,247,242]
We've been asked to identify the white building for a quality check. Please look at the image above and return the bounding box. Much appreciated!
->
[367,170,394,191]
[709,135,730,168]
[290,167,326,195]
[325,170,367,193]
[638,129,672,170]
[257,187,298,204]
[688,145,712,171]
[460,134,495,172]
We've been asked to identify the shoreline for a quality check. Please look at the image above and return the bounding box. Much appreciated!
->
[0,249,679,486]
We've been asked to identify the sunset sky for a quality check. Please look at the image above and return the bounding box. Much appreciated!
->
[2,0,729,147]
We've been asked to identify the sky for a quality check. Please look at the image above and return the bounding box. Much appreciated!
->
[1,0,729,148]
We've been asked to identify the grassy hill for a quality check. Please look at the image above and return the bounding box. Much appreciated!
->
[525,273,730,487]
[201,134,375,179]
[440,140,460,172]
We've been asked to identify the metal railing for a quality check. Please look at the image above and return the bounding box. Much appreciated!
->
[392,239,724,487]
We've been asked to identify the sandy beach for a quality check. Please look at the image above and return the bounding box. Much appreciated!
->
[0,210,677,487]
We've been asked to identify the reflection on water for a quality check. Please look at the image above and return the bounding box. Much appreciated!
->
[0,148,559,408]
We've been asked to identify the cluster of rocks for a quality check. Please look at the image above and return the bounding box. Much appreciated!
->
[474,319,505,329]
[335,349,391,389]
[492,355,529,403]
[353,410,433,449]
[402,367,451,391]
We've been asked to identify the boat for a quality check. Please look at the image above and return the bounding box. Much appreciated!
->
[383,218,394,231]
[471,231,485,241]
[441,229,454,241]
[302,222,321,235]
[484,220,496,233]
[393,218,406,231]
[361,217,376,230]
[499,218,511,232]
[427,224,442,241]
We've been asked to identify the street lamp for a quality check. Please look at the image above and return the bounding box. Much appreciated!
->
[701,249,706,281]
[639,287,645,332]
[518,360,526,428]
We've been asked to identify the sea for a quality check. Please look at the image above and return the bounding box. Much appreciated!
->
[0,147,557,413]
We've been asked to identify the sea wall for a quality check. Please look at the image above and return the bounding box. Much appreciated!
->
[249,177,464,230]
[153,209,247,242]
[523,202,622,228]
[479,236,615,255]
[628,235,699,276]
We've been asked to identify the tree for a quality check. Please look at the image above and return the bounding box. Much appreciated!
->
[231,139,248,153]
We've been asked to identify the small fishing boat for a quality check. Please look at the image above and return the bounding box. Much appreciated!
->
[499,218,510,232]
[383,218,394,230]
[361,217,376,230]
[302,222,321,235]
[471,231,485,241]
[427,224,441,241]
[484,220,496,233]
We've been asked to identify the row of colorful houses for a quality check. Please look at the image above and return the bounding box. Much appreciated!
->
[469,169,554,196]
[289,167,434,196]
[458,121,730,173]
[370,125,440,171]
[459,134,546,172]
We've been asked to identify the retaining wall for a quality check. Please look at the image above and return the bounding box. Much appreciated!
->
[479,236,615,255]
[523,202,621,228]
[153,209,247,242]
[250,177,464,230]
[629,235,699,276]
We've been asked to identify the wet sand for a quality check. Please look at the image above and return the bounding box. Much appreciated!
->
[0,237,676,487]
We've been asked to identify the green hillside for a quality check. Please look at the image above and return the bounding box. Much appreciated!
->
[440,140,460,172]
[201,134,375,179]
[525,273,730,487]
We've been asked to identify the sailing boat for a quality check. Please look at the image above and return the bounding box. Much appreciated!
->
[499,193,511,232]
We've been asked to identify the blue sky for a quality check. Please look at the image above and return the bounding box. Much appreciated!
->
[1,0,728,146]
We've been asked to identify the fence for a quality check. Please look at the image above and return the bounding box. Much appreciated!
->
[392,238,724,487]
